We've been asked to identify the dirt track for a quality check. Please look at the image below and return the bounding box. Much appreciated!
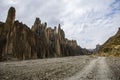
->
[0,56,120,80]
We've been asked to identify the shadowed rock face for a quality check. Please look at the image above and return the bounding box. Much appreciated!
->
[4,7,16,33]
[0,7,88,61]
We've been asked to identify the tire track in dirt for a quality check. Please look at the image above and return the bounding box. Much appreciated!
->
[95,57,112,80]
[65,57,113,80]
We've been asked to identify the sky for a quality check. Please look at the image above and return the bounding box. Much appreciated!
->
[0,0,120,49]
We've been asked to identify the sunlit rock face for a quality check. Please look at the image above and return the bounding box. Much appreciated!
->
[0,7,38,60]
[0,7,87,61]
[98,28,120,56]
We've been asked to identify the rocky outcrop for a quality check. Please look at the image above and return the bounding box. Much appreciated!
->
[3,20,38,60]
[0,7,38,60]
[31,18,85,58]
[98,28,120,56]
[4,7,15,34]
[90,44,101,53]
[0,7,87,61]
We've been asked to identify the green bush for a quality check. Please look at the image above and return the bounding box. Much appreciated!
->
[103,48,112,53]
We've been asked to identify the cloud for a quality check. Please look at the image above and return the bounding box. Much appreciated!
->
[0,0,120,49]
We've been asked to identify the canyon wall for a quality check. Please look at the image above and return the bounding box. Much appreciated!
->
[0,7,88,61]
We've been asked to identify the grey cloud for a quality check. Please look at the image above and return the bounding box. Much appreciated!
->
[0,0,120,49]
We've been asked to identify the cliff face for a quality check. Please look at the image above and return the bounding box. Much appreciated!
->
[31,18,85,58]
[98,28,120,56]
[0,7,86,61]
[0,7,39,60]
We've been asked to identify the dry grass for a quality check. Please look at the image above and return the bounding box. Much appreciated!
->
[95,52,120,57]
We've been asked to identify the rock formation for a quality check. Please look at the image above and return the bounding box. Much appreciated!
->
[0,7,88,61]
[98,28,120,56]
[90,44,101,53]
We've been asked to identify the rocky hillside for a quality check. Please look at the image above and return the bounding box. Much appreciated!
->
[0,7,88,61]
[98,28,120,56]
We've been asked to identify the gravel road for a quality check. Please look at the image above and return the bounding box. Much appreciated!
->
[0,56,120,80]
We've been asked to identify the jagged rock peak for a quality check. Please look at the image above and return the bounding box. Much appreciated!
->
[41,22,47,29]
[34,17,41,26]
[4,7,16,33]
[58,24,61,30]
[6,7,16,23]
[116,27,120,35]
[118,27,120,31]
[44,22,47,28]
[31,17,41,32]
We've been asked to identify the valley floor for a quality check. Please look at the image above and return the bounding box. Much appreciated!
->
[0,56,120,80]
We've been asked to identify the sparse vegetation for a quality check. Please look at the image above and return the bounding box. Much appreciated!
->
[98,28,120,57]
